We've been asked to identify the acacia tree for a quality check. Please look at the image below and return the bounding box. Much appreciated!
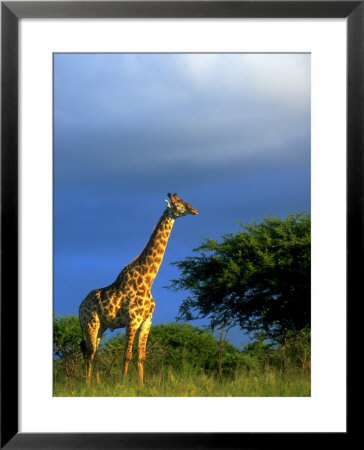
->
[168,213,310,344]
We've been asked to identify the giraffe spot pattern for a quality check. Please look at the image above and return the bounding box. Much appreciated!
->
[79,200,196,383]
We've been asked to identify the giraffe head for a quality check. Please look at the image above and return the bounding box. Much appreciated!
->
[166,193,198,218]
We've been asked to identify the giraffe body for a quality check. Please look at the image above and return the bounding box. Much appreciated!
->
[79,193,198,385]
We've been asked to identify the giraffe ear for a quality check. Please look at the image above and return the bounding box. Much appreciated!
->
[165,199,171,208]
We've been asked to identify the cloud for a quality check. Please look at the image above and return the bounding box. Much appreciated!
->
[54,53,310,183]
[177,53,310,111]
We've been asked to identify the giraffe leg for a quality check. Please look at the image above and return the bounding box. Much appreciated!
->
[94,336,102,385]
[123,323,138,379]
[94,338,101,385]
[137,315,152,387]
[85,345,95,384]
[84,318,100,384]
[86,356,93,383]
[83,332,94,383]
[94,326,106,385]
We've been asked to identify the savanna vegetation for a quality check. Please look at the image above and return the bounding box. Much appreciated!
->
[54,213,311,397]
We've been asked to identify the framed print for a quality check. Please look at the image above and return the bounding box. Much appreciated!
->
[1,1,359,448]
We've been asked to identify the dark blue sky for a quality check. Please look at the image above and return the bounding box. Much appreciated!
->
[54,53,310,347]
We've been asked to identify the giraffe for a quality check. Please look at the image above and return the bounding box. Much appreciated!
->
[79,193,198,386]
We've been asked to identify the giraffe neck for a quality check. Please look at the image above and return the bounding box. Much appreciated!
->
[118,208,175,288]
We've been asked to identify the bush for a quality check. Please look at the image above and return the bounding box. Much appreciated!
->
[242,329,311,373]
[280,328,311,372]
[53,313,83,379]
[53,315,249,378]
[147,323,219,371]
[53,315,310,382]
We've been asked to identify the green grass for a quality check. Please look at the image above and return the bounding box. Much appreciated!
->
[53,364,310,397]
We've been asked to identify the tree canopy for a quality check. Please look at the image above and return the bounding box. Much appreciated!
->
[168,213,310,343]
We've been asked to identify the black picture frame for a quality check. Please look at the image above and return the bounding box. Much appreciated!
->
[1,1,358,448]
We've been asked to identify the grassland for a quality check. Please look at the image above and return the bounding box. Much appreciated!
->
[54,364,310,397]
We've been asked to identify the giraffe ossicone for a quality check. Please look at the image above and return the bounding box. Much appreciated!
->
[79,193,198,386]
